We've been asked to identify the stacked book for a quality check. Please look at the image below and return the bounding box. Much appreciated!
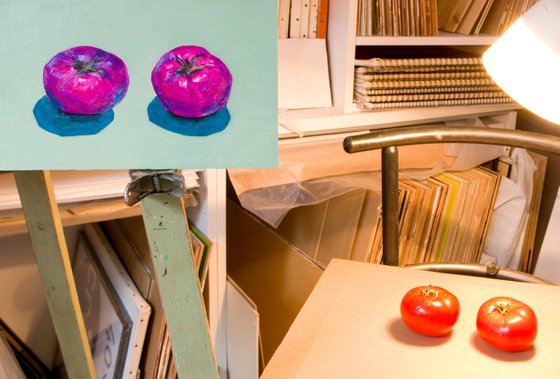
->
[354,56,515,111]
[438,0,540,36]
[278,0,329,39]
[355,0,540,37]
[356,0,439,36]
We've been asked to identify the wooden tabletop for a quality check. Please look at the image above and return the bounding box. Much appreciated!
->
[262,259,560,378]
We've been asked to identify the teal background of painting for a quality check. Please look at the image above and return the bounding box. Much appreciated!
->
[0,0,278,169]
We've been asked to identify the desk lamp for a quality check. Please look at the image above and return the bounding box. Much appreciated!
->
[483,0,560,124]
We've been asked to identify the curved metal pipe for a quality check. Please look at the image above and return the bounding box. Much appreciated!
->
[406,263,555,285]
[382,147,399,266]
[344,125,560,155]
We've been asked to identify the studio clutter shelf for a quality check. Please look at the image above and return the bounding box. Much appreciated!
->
[279,0,522,138]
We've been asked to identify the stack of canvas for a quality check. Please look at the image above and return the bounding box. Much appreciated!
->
[368,166,502,266]
[354,56,515,111]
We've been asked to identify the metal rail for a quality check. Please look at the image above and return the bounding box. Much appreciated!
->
[344,125,560,282]
[406,263,555,285]
[344,125,560,155]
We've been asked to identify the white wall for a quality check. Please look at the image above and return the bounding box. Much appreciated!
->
[0,225,82,369]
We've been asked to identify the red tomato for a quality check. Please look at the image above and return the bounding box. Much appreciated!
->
[400,285,460,337]
[476,296,538,352]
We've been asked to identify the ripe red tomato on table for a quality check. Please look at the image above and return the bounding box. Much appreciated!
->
[400,285,460,337]
[476,296,538,352]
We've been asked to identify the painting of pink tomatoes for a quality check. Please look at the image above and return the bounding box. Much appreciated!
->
[0,0,277,170]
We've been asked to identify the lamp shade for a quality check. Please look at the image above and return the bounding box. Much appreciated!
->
[483,0,560,124]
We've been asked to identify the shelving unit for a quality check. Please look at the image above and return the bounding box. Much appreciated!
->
[279,103,520,138]
[278,0,522,139]
[0,169,228,377]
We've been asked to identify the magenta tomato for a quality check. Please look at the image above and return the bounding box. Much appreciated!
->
[476,296,537,352]
[43,46,129,115]
[400,285,460,337]
[151,45,232,118]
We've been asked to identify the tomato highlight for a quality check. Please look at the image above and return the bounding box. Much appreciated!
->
[476,296,538,352]
[400,285,460,337]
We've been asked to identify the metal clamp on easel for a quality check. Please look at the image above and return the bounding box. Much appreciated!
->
[122,168,219,378]
[124,169,197,207]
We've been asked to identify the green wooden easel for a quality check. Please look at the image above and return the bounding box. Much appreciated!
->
[15,170,218,378]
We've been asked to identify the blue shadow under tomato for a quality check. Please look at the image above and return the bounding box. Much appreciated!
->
[33,96,114,137]
[147,97,230,137]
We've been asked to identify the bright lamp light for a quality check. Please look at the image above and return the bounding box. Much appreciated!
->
[483,0,560,124]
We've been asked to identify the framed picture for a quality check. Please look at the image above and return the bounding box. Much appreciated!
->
[73,231,132,378]
[189,223,213,289]
[0,318,52,379]
[0,326,25,379]
[83,224,152,379]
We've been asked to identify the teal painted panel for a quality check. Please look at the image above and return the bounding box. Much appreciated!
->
[0,0,278,169]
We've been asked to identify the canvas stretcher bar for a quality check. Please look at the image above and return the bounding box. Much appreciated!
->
[14,170,96,379]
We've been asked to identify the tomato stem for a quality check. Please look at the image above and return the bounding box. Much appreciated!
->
[175,54,205,76]
[73,59,102,75]
[493,301,511,315]
[421,286,439,299]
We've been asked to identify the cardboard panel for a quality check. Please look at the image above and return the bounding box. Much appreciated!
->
[226,277,259,379]
[226,200,323,364]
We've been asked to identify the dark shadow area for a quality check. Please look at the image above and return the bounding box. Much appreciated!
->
[469,331,536,361]
[147,97,230,137]
[33,96,114,137]
[385,316,453,347]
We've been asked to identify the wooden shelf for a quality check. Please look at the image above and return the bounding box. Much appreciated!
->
[355,33,498,46]
[279,103,521,138]
[0,198,141,237]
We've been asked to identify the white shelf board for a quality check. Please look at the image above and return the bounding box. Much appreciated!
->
[278,103,521,138]
[0,170,200,211]
[355,33,499,46]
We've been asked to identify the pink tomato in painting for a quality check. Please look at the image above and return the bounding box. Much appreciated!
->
[43,46,129,115]
[151,45,232,118]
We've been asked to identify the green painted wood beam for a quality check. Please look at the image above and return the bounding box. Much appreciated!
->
[141,193,218,379]
[14,170,96,379]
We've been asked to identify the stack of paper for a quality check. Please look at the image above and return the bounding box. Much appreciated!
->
[369,166,501,265]
[354,57,515,111]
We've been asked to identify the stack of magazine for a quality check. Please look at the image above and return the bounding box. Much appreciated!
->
[369,165,502,266]
[354,56,515,111]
